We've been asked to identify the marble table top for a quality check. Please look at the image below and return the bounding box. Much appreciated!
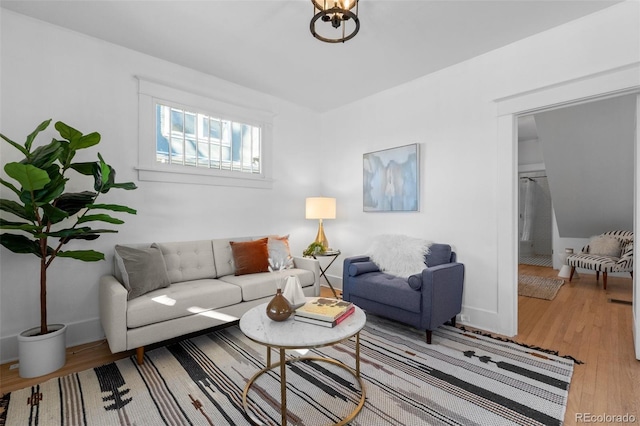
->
[239,299,366,349]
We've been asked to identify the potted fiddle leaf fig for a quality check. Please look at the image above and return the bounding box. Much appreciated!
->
[0,119,137,378]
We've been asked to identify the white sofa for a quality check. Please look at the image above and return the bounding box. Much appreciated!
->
[99,237,320,364]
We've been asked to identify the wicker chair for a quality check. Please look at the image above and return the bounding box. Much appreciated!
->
[567,230,633,290]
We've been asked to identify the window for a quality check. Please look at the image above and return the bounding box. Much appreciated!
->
[155,104,262,174]
[137,78,273,188]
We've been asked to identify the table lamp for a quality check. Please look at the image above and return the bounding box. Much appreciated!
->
[305,197,336,250]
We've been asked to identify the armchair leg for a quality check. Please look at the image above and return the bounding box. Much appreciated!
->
[426,330,432,344]
[569,266,576,282]
[136,347,145,365]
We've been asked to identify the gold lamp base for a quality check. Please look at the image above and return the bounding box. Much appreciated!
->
[314,219,329,250]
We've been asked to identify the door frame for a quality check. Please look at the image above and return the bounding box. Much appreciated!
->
[494,63,640,359]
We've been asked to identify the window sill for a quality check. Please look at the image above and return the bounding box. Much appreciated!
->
[135,166,273,189]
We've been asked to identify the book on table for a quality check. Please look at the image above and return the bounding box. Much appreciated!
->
[294,297,354,322]
[294,305,355,328]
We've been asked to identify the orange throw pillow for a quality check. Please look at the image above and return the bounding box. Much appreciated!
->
[230,238,270,276]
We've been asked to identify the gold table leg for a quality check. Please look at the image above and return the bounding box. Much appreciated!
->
[266,346,271,367]
[356,332,360,377]
[280,348,287,425]
[243,335,365,426]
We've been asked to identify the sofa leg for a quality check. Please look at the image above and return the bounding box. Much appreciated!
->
[136,347,144,365]
[426,330,432,344]
[450,316,457,327]
[603,272,607,290]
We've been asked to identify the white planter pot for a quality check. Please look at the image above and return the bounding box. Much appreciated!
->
[17,324,67,378]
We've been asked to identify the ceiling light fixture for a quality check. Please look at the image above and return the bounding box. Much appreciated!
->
[310,0,360,44]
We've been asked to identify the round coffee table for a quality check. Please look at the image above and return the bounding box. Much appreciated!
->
[239,300,366,426]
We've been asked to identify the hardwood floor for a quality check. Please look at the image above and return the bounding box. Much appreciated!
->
[516,264,638,425]
[1,277,638,425]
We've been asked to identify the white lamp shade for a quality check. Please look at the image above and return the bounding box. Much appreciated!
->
[305,197,336,219]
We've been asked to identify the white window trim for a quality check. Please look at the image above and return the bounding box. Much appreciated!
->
[137,77,275,189]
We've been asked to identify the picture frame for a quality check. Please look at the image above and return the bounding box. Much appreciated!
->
[363,143,419,212]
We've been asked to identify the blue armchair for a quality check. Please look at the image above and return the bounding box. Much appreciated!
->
[342,243,464,343]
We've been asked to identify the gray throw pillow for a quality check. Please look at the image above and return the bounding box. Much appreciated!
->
[114,245,171,300]
[589,236,621,257]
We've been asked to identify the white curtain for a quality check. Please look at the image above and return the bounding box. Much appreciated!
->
[520,179,536,242]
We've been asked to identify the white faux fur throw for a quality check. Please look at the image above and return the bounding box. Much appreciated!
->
[366,234,432,278]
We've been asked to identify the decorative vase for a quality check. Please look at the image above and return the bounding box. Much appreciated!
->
[17,323,67,378]
[282,275,307,309]
[266,289,293,321]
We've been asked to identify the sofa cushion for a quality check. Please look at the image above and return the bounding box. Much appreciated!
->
[347,272,421,314]
[212,237,251,277]
[218,268,315,302]
[152,240,217,283]
[425,243,452,267]
[267,235,294,269]
[367,234,432,278]
[230,238,270,275]
[126,279,242,328]
[114,245,171,300]
[348,261,380,276]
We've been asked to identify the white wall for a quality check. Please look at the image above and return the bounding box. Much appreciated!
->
[318,2,640,336]
[0,11,323,362]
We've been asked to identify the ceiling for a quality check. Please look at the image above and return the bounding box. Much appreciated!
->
[1,0,620,112]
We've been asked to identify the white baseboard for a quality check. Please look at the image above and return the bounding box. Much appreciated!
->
[457,305,512,337]
[320,275,343,291]
[1,318,105,365]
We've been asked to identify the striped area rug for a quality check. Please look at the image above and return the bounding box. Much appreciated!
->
[1,316,574,426]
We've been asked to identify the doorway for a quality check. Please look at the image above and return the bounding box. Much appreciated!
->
[495,64,639,359]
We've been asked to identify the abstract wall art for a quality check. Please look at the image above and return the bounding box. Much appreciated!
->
[363,143,419,212]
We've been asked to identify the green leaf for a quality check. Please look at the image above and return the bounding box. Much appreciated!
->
[55,191,96,215]
[27,139,64,169]
[54,121,82,142]
[25,119,52,152]
[4,163,50,191]
[41,203,69,224]
[0,218,40,232]
[88,203,137,214]
[0,234,43,257]
[110,182,138,191]
[57,249,105,262]
[0,178,21,197]
[46,226,94,238]
[71,132,100,150]
[60,228,118,242]
[0,133,30,157]
[47,227,117,239]
[0,199,31,220]
[77,214,125,225]
[98,153,111,191]
[57,140,71,166]
[69,162,95,176]
[23,172,67,206]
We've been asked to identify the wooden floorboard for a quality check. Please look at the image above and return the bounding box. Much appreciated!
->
[1,275,638,425]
